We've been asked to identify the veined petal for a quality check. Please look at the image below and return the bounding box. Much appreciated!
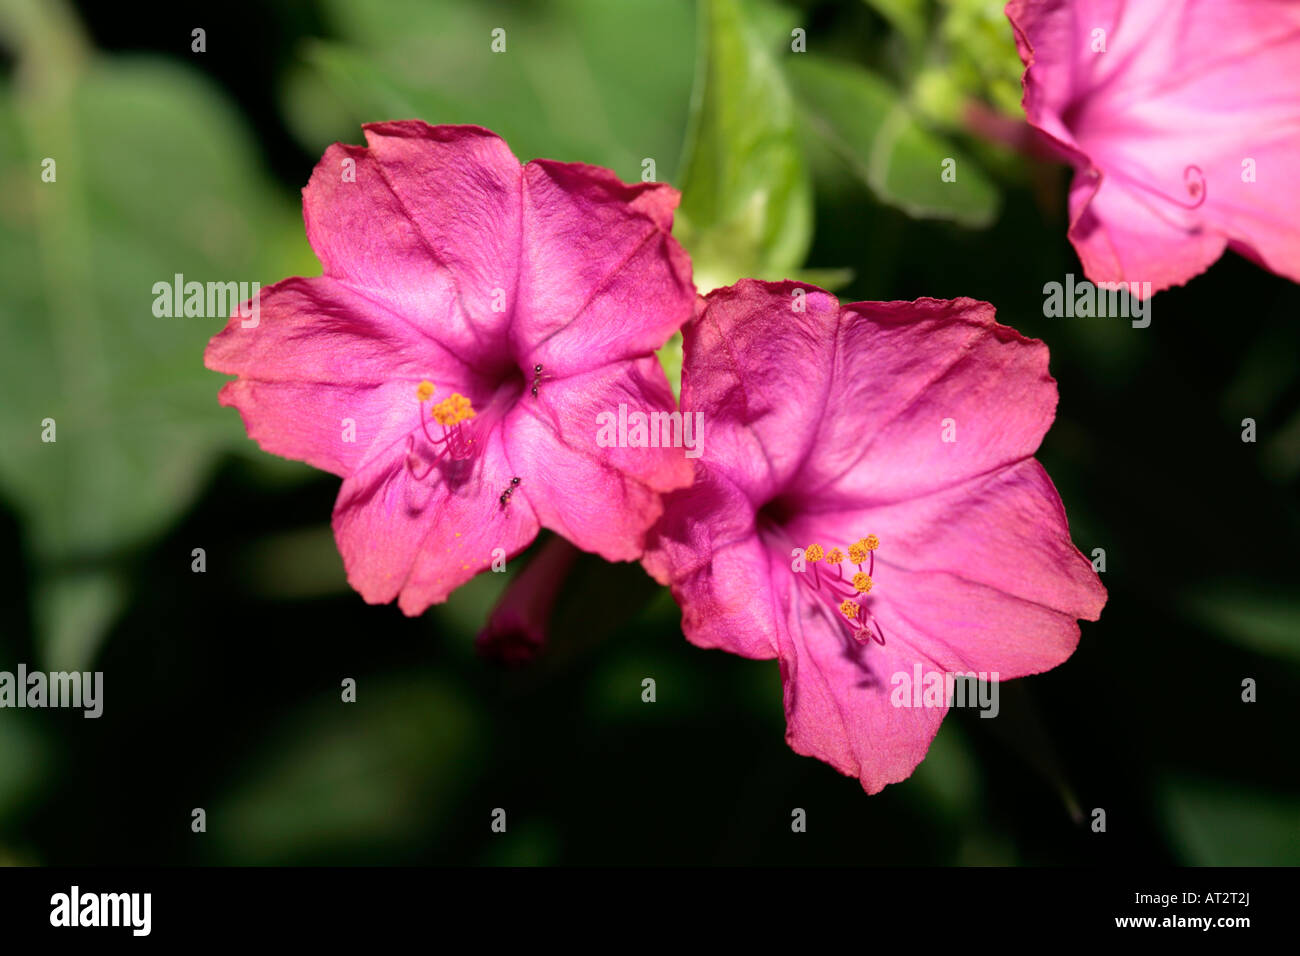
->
[514,160,694,375]
[503,357,692,562]
[791,459,1104,677]
[1008,0,1300,291]
[205,275,473,477]
[643,466,780,660]
[305,122,522,358]
[777,588,948,795]
[799,296,1058,508]
[332,418,539,614]
[678,279,843,506]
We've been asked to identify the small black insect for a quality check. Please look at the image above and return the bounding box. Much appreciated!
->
[499,476,521,508]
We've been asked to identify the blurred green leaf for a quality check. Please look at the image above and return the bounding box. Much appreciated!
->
[860,0,928,58]
[939,0,1025,118]
[789,266,855,291]
[907,721,981,821]
[655,331,684,402]
[787,55,998,227]
[1186,586,1300,663]
[287,0,694,184]
[0,711,52,829]
[0,4,299,667]
[1161,778,1300,866]
[32,571,126,675]
[675,0,813,291]
[211,677,479,864]
[477,820,561,866]
[240,527,349,600]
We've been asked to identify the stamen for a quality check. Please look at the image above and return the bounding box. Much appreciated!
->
[405,435,437,481]
[1108,163,1207,211]
[406,386,481,479]
[792,533,885,646]
[866,619,885,645]
[432,393,476,426]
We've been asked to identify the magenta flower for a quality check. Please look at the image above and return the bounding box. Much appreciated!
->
[206,122,694,614]
[1007,0,1300,294]
[642,280,1106,793]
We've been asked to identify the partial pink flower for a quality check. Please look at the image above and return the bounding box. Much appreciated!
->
[206,122,694,615]
[642,280,1106,794]
[476,535,580,666]
[1007,0,1300,294]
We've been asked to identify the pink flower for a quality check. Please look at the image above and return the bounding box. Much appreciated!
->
[642,280,1106,793]
[1007,0,1300,294]
[206,122,694,615]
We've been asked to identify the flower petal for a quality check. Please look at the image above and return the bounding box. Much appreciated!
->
[776,587,947,794]
[205,275,474,476]
[799,296,1059,508]
[679,279,843,506]
[503,356,692,561]
[643,466,781,660]
[331,419,540,615]
[514,160,695,375]
[792,458,1105,678]
[305,122,523,357]
[1010,0,1300,291]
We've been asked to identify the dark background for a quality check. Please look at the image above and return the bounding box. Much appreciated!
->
[0,0,1296,865]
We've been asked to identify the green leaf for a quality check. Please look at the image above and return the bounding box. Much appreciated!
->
[860,0,928,56]
[675,0,813,291]
[0,710,53,829]
[1161,777,1300,866]
[1186,585,1300,663]
[655,332,684,402]
[287,0,695,185]
[939,0,1026,118]
[32,571,127,674]
[789,266,855,291]
[209,677,479,863]
[786,55,999,227]
[906,720,982,821]
[0,11,298,666]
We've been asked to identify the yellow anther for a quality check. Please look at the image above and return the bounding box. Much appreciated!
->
[839,600,860,620]
[824,548,844,565]
[804,543,824,563]
[852,572,873,593]
[416,380,435,402]
[431,392,477,426]
[862,534,880,551]
[847,542,867,565]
